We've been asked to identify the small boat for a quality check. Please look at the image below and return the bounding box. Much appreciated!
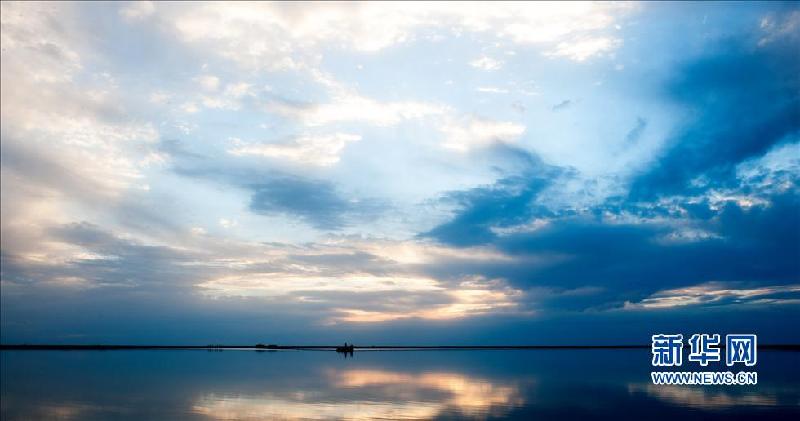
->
[336,343,355,355]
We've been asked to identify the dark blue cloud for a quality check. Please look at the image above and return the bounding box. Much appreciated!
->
[422,148,562,246]
[630,34,800,199]
[423,190,800,312]
[422,29,800,316]
[249,177,383,230]
[165,140,386,231]
[551,99,572,111]
[422,176,552,246]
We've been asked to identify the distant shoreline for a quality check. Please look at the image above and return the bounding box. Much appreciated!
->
[2,344,799,351]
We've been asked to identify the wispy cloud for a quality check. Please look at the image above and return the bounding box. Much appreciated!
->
[440,116,525,152]
[470,56,503,71]
[624,283,800,310]
[228,133,361,166]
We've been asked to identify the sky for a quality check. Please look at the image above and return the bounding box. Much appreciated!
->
[1,1,799,345]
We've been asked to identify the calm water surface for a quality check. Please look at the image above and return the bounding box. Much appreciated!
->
[1,349,798,420]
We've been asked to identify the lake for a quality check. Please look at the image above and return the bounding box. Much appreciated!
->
[1,349,798,420]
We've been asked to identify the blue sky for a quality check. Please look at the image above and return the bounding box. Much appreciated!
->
[1,1,798,344]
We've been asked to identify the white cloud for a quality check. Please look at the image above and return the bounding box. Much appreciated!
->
[353,238,513,265]
[758,10,800,46]
[119,1,155,20]
[735,140,800,193]
[228,133,362,166]
[334,283,521,323]
[0,2,82,83]
[219,218,238,229]
[200,273,441,297]
[1,1,163,260]
[193,82,254,111]
[223,82,252,98]
[193,75,220,91]
[183,236,526,324]
[181,102,199,113]
[149,91,171,104]
[470,56,503,71]
[268,91,447,127]
[134,1,633,72]
[441,116,526,152]
[544,37,620,61]
[656,228,722,244]
[624,282,800,310]
[199,270,523,323]
[1,2,159,197]
[490,218,551,236]
[476,86,509,94]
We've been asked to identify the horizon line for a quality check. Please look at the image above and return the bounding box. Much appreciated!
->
[2,344,799,351]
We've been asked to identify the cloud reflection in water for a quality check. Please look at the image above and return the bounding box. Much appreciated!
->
[192,368,525,420]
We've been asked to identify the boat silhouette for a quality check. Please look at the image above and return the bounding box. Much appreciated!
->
[336,342,355,357]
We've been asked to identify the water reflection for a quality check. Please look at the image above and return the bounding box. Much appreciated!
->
[193,394,445,420]
[0,401,133,421]
[2,349,798,420]
[193,368,525,420]
[628,383,782,409]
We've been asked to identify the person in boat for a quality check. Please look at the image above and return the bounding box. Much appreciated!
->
[336,342,354,353]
